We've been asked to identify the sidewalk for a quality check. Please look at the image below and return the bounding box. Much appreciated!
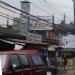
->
[57,66,73,75]
[48,66,74,75]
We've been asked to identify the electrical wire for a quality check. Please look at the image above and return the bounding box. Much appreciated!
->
[0,0,49,22]
[48,0,73,9]
[42,0,73,20]
[30,1,65,22]
[39,0,64,21]
[0,0,73,24]
[0,5,29,19]
[0,1,60,24]
[30,2,52,16]
[0,11,27,25]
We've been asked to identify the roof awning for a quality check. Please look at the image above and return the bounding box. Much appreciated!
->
[48,45,58,51]
[0,39,25,46]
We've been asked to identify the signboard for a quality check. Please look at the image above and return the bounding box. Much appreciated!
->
[27,33,42,43]
[30,16,52,30]
[60,34,75,48]
[46,31,59,40]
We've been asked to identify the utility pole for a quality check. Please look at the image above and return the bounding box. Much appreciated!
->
[64,14,66,24]
[52,15,55,29]
[72,0,75,33]
[63,14,66,30]
[7,18,9,28]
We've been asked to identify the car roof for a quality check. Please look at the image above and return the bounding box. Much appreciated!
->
[0,50,40,55]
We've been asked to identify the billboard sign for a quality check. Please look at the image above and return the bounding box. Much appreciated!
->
[60,34,75,48]
[30,16,52,30]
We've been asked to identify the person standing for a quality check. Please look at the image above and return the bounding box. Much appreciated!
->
[62,55,67,72]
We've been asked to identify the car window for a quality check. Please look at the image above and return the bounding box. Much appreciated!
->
[0,54,7,69]
[20,54,30,68]
[0,56,2,75]
[32,55,43,65]
[10,55,21,70]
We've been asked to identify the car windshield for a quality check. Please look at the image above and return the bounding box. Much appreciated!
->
[0,54,7,69]
[32,55,44,65]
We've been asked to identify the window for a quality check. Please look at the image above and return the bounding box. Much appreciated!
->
[0,54,7,69]
[32,56,43,65]
[20,55,30,68]
[10,55,21,70]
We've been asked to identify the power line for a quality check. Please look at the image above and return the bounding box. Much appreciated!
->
[0,0,72,24]
[0,4,53,22]
[0,5,29,19]
[0,5,20,16]
[0,0,62,24]
[30,0,64,22]
[30,2,52,16]
[39,0,64,20]
[30,1,64,21]
[0,11,27,25]
[0,0,49,22]
[48,0,73,9]
[42,0,73,20]
[47,0,73,20]
[0,4,53,25]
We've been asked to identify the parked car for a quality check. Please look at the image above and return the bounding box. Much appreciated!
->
[0,50,47,75]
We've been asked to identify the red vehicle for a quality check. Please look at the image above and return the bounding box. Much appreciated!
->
[0,50,47,75]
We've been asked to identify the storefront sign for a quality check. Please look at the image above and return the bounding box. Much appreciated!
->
[61,34,75,48]
[46,31,59,40]
[27,33,42,43]
[30,16,52,30]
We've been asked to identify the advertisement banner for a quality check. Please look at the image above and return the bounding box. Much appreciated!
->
[30,16,52,30]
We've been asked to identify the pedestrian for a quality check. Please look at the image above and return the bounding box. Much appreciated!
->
[62,55,67,72]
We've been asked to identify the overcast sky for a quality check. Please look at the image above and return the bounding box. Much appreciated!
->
[0,0,74,23]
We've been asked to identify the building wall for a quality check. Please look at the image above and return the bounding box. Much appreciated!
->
[18,0,30,36]
[46,31,59,40]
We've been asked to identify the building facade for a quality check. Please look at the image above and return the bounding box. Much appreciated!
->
[18,0,30,36]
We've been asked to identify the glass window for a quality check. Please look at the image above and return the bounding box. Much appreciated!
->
[0,54,7,69]
[37,56,43,64]
[32,56,43,65]
[10,55,21,70]
[20,54,29,68]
